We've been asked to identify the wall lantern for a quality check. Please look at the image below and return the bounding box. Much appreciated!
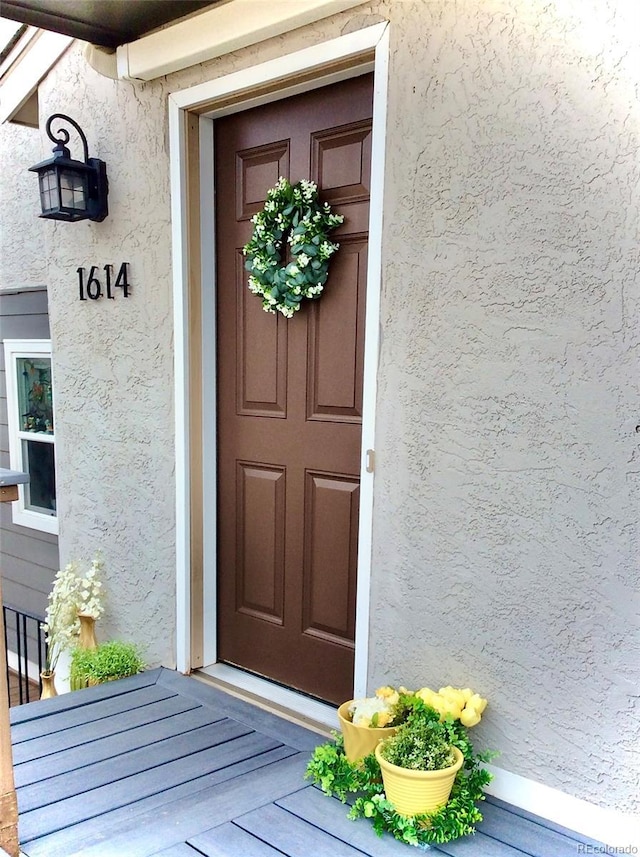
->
[29,113,108,222]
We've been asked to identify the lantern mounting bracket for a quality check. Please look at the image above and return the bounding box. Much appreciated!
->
[46,114,90,163]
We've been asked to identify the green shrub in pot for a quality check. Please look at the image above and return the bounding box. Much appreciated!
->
[70,640,145,688]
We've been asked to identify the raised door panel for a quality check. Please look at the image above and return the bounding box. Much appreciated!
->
[306,238,367,422]
[302,471,359,646]
[311,120,372,206]
[236,462,285,625]
[236,250,288,418]
[236,141,290,221]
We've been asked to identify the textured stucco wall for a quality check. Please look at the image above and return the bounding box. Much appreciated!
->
[34,56,177,668]
[15,0,638,814]
[369,0,639,814]
[0,122,48,289]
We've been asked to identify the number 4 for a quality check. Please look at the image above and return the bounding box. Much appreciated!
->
[114,262,131,297]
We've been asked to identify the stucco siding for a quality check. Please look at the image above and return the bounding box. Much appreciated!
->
[35,52,178,672]
[370,0,639,814]
[16,0,638,818]
[0,123,48,291]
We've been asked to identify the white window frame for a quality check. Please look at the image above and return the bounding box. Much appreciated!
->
[3,339,58,534]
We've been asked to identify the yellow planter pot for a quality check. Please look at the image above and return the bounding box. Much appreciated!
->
[338,701,398,762]
[375,743,464,817]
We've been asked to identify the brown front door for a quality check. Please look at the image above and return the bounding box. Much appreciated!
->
[215,74,373,704]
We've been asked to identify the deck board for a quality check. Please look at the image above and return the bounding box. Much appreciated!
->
[12,683,177,746]
[475,801,588,856]
[41,753,310,857]
[156,670,321,752]
[276,787,409,855]
[18,718,248,813]
[434,834,534,856]
[485,796,608,848]
[20,729,278,842]
[13,701,211,788]
[22,746,300,857]
[11,668,607,857]
[9,669,161,726]
[234,802,382,856]
[189,823,292,857]
[150,846,203,857]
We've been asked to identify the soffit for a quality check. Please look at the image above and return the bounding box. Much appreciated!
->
[0,1,218,49]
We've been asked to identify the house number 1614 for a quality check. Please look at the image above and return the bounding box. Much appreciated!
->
[77,263,130,300]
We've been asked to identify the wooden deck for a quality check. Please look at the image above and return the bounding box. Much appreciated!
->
[8,670,40,708]
[9,668,605,857]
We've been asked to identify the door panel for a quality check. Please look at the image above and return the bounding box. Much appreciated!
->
[236,462,286,625]
[236,261,288,417]
[302,470,359,644]
[215,73,373,704]
[306,237,367,422]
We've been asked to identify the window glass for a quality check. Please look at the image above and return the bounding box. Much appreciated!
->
[16,357,54,433]
[21,439,56,514]
[3,340,58,534]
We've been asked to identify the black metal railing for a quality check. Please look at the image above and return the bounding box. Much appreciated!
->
[3,604,47,705]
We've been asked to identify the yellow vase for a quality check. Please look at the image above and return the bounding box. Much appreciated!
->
[338,701,398,762]
[375,743,464,816]
[40,671,58,700]
[77,612,98,650]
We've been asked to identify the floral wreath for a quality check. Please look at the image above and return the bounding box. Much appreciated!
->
[243,177,344,318]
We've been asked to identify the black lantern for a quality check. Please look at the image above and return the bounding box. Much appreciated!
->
[29,114,108,222]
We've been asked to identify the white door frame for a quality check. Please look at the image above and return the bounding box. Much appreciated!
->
[169,21,389,720]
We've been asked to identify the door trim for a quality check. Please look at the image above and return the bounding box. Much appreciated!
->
[169,21,389,706]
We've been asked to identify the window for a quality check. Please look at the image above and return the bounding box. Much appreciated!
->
[3,340,58,534]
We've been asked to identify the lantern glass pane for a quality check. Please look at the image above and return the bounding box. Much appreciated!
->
[60,169,87,210]
[39,169,59,212]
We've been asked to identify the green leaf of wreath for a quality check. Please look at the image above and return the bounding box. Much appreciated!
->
[243,177,344,319]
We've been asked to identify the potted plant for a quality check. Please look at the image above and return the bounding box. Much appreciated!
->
[375,709,464,816]
[338,686,412,761]
[70,640,145,688]
[306,683,495,845]
[41,553,105,697]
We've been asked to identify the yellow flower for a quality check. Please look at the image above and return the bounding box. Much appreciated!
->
[468,693,488,714]
[460,706,481,727]
[375,685,399,706]
[438,686,467,709]
[415,687,438,707]
[437,696,463,719]
[376,711,392,727]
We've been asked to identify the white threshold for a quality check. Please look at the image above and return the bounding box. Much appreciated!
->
[196,663,337,735]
